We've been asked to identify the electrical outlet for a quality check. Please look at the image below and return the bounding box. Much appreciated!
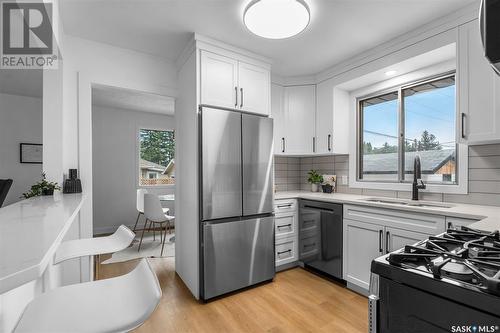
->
[341,175,348,185]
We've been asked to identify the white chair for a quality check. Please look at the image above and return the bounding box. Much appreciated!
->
[54,225,135,278]
[139,194,175,256]
[14,259,161,333]
[133,189,169,234]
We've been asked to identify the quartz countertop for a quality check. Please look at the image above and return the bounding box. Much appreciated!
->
[274,191,500,232]
[0,193,85,294]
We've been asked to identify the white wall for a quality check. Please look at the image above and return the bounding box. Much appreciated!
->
[0,93,43,206]
[92,105,175,234]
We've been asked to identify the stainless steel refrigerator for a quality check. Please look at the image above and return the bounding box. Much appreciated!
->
[199,106,275,300]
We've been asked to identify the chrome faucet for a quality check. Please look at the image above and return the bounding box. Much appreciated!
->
[412,155,426,201]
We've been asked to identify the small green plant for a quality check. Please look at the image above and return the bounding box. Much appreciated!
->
[22,172,61,199]
[307,170,324,184]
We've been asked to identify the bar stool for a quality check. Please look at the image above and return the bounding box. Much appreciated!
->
[14,259,161,332]
[54,225,135,278]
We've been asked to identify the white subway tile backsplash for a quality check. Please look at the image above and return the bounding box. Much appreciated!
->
[274,145,500,207]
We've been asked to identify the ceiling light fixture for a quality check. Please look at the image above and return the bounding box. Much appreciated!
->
[385,70,398,76]
[243,0,310,39]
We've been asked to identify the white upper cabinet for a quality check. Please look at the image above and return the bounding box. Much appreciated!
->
[284,85,316,154]
[238,61,270,115]
[458,20,500,144]
[315,82,333,154]
[271,84,286,154]
[200,50,271,115]
[200,51,238,109]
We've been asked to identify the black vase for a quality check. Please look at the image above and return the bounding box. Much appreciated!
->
[42,188,54,196]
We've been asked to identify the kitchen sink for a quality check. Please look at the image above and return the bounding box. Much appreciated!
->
[363,197,453,208]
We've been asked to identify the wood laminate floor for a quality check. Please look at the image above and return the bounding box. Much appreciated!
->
[98,257,368,333]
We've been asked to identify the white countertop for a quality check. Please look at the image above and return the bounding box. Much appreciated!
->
[0,193,85,294]
[275,191,500,232]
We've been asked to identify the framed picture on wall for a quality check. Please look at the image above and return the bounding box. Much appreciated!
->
[20,143,43,164]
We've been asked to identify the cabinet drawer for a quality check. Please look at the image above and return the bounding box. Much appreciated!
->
[343,204,445,235]
[275,213,296,238]
[275,237,297,267]
[274,199,297,214]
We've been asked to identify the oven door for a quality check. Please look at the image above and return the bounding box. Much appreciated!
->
[377,276,500,332]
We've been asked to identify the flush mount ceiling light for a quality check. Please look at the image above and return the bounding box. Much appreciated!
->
[243,0,310,39]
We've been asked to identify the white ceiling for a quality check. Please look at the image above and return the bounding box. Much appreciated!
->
[92,85,175,115]
[60,0,477,77]
[0,69,43,98]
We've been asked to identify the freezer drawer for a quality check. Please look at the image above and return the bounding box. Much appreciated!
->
[203,216,275,299]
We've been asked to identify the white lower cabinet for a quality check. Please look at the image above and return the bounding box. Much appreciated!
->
[343,204,446,293]
[274,199,299,270]
[344,218,383,290]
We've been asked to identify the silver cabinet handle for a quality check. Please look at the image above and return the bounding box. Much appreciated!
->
[240,88,243,108]
[281,137,285,153]
[328,134,332,151]
[277,224,292,229]
[312,137,316,153]
[234,87,238,107]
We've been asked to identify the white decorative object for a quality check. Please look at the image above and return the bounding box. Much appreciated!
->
[311,183,319,192]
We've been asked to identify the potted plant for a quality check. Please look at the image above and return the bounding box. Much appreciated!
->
[307,170,323,192]
[22,172,61,199]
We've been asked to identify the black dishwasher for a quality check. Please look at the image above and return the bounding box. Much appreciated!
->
[299,200,343,280]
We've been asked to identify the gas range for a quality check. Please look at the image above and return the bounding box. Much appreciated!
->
[387,227,500,296]
[369,227,500,333]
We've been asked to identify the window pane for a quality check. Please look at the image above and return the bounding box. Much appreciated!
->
[359,91,399,181]
[139,129,175,186]
[403,76,456,184]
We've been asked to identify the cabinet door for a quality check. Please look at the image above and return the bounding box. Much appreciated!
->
[284,85,316,154]
[200,51,238,109]
[385,227,428,253]
[271,84,286,154]
[343,219,383,290]
[315,81,333,154]
[459,21,500,144]
[238,61,270,115]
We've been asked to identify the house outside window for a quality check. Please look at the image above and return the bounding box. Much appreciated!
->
[357,73,458,185]
[139,128,175,186]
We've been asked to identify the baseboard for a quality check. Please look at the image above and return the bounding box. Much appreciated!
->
[346,282,369,297]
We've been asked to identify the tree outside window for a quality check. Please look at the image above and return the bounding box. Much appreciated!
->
[139,129,175,186]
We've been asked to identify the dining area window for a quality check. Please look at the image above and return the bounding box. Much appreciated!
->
[139,128,175,186]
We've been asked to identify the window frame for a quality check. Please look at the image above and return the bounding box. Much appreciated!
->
[136,126,175,188]
[352,71,468,194]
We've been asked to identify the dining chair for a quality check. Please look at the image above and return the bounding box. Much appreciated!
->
[0,179,13,207]
[139,194,175,256]
[14,259,161,332]
[133,189,170,236]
